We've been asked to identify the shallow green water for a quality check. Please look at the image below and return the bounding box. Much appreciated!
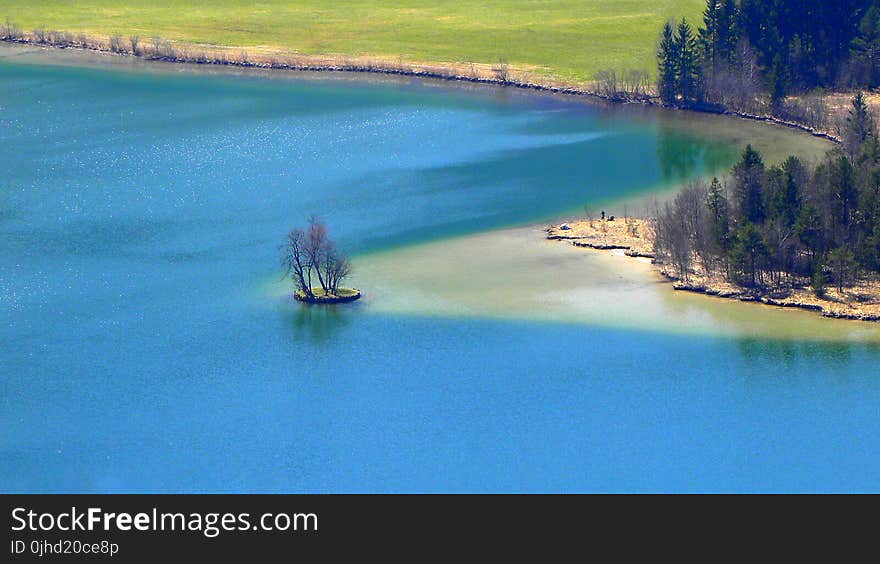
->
[2,51,877,492]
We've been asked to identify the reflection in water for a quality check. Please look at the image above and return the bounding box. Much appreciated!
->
[656,124,738,183]
[735,338,858,369]
[280,297,357,346]
[5,49,879,493]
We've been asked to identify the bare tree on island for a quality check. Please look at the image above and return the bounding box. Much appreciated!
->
[281,216,355,301]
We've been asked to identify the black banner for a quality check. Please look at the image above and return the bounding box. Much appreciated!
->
[0,494,870,559]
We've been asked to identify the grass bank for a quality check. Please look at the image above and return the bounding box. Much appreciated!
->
[0,1,703,83]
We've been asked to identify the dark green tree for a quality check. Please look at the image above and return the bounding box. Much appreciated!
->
[732,145,766,224]
[829,156,860,243]
[699,0,722,76]
[768,53,789,108]
[852,4,880,86]
[657,21,678,105]
[844,91,875,161]
[676,18,701,105]
[706,177,731,257]
[717,0,739,62]
[827,247,858,292]
[794,203,825,261]
[731,221,768,287]
[766,158,802,228]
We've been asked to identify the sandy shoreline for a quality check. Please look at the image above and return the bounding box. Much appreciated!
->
[548,219,880,323]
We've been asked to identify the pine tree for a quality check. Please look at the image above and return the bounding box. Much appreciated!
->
[699,0,721,76]
[706,177,731,258]
[766,160,801,228]
[675,18,701,105]
[852,4,880,86]
[827,247,858,292]
[830,156,859,243]
[717,0,738,62]
[844,91,875,160]
[731,221,767,287]
[738,0,767,61]
[769,53,789,108]
[794,203,825,263]
[733,145,766,224]
[657,21,679,105]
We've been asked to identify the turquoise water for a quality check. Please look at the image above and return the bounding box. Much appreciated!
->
[2,60,878,492]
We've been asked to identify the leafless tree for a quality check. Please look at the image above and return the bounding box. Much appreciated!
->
[282,216,352,297]
[281,228,312,297]
[493,59,510,84]
[129,35,140,55]
[595,69,619,98]
[1,19,19,40]
[653,182,712,282]
[109,34,123,53]
[623,69,650,98]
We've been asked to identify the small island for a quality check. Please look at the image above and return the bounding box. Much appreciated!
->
[281,216,361,304]
[294,287,362,304]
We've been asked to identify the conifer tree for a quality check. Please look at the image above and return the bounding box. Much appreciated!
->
[657,21,678,105]
[676,18,701,105]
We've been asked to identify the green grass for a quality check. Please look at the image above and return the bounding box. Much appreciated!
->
[0,1,704,82]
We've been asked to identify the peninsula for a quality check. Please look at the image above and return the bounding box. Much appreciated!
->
[548,93,880,324]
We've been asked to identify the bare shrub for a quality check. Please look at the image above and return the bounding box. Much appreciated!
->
[597,69,651,101]
[493,59,510,84]
[595,69,619,99]
[129,35,140,55]
[49,30,74,47]
[775,92,830,130]
[0,18,23,40]
[623,69,650,98]
[108,34,123,53]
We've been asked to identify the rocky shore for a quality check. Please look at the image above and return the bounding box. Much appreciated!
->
[548,219,880,323]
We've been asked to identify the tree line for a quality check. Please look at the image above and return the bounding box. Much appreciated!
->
[654,92,880,295]
[658,0,880,118]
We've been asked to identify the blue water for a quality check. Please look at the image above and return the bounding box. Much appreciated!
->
[2,60,878,492]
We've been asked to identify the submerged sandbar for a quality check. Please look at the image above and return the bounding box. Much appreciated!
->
[345,226,880,343]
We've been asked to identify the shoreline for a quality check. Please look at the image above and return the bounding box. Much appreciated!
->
[294,288,362,304]
[7,37,870,324]
[547,219,880,323]
[0,34,841,144]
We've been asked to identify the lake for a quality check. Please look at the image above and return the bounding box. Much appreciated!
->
[2,47,878,492]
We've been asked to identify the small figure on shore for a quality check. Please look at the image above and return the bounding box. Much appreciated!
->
[601,210,606,220]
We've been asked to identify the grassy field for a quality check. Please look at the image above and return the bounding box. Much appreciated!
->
[0,1,703,82]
